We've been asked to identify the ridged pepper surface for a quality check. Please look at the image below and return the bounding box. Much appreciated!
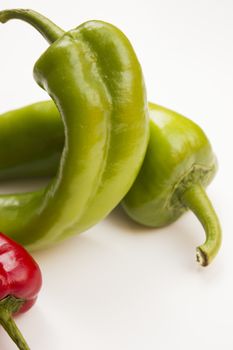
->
[0,9,149,250]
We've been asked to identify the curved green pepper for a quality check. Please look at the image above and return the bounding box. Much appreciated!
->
[0,101,221,265]
[123,103,221,266]
[0,9,149,250]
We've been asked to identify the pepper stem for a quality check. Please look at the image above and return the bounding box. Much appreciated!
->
[0,296,30,350]
[180,184,222,266]
[0,9,65,43]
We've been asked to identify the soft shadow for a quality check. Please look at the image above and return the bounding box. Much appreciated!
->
[107,205,223,273]
[32,231,102,263]
[106,205,156,234]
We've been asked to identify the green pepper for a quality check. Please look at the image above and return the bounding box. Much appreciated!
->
[0,101,221,265]
[123,103,221,266]
[0,9,149,250]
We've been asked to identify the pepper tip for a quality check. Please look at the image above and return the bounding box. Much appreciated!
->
[196,247,208,267]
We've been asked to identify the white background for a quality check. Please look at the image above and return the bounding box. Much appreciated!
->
[0,0,232,349]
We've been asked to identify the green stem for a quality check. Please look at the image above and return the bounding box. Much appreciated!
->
[0,9,65,43]
[0,296,30,350]
[180,184,222,266]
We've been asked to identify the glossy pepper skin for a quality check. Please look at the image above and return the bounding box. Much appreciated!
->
[0,232,42,350]
[0,102,221,265]
[123,103,221,266]
[0,9,149,250]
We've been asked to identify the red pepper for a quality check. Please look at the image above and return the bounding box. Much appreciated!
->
[0,232,42,350]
